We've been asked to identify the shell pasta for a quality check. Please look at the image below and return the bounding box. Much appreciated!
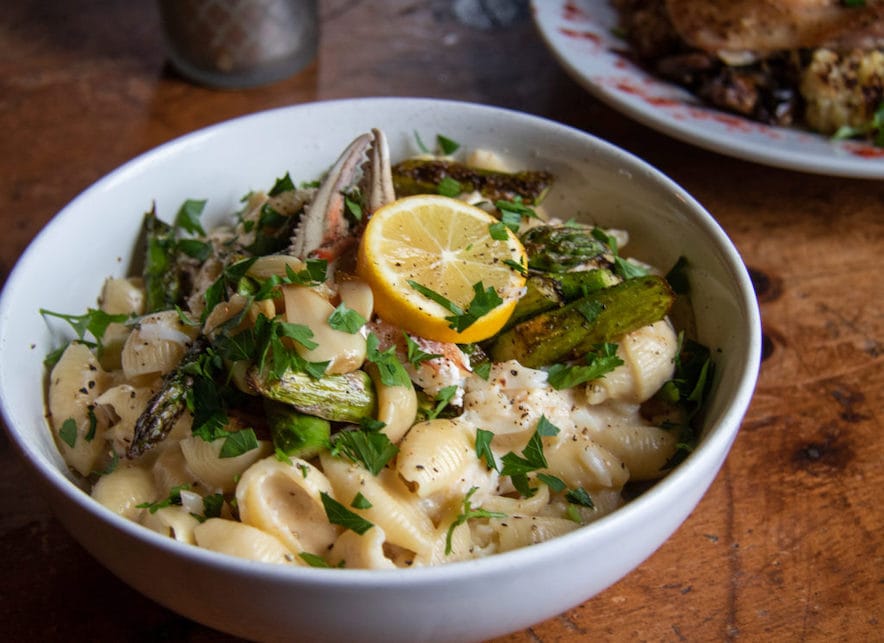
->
[42,130,713,569]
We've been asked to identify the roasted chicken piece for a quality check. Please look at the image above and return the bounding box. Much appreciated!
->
[614,0,884,137]
[665,0,884,57]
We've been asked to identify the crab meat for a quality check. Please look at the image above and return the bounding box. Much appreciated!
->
[289,128,395,262]
[367,319,473,407]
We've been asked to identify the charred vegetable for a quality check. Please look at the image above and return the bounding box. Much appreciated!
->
[489,275,675,368]
[392,158,554,204]
[247,367,376,423]
[265,401,331,458]
[506,268,619,328]
[128,335,209,458]
[520,224,609,272]
[143,207,181,313]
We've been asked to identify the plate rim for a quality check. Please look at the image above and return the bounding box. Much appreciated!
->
[532,0,884,179]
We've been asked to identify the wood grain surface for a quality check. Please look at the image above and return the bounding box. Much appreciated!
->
[1,1,882,641]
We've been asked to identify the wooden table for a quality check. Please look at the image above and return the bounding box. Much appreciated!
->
[2,1,882,640]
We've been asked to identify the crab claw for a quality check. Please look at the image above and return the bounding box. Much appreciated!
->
[289,129,395,262]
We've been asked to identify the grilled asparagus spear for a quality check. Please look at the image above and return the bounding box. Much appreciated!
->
[520,224,608,272]
[128,335,209,458]
[143,206,181,313]
[247,367,376,423]
[489,275,675,368]
[392,158,554,205]
[506,268,619,329]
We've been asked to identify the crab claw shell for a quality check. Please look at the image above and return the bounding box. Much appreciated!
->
[365,128,395,214]
[289,132,373,260]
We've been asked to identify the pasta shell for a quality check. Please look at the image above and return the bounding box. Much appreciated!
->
[544,433,629,491]
[48,342,111,476]
[91,465,156,521]
[369,363,418,443]
[585,320,677,404]
[320,451,435,558]
[397,419,488,501]
[100,277,145,315]
[121,310,199,379]
[180,434,272,493]
[152,443,200,497]
[141,505,200,544]
[282,284,367,374]
[94,383,156,456]
[194,518,300,565]
[492,515,580,553]
[337,277,374,321]
[236,456,339,556]
[586,419,679,481]
[328,526,396,570]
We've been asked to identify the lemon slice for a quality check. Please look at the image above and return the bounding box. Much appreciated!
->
[356,195,528,343]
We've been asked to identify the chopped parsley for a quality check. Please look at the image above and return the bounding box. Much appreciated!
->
[40,308,129,352]
[268,172,296,197]
[591,227,649,280]
[425,385,458,420]
[437,176,462,197]
[545,342,624,390]
[299,552,332,568]
[320,492,373,534]
[445,487,506,555]
[407,280,504,333]
[350,492,373,509]
[173,198,208,236]
[500,415,560,496]
[331,428,398,475]
[365,333,411,387]
[327,303,366,334]
[58,418,78,448]
[137,483,191,514]
[218,428,259,458]
[404,333,442,367]
[475,428,498,471]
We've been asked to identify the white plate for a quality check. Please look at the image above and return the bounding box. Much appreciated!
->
[533,0,884,179]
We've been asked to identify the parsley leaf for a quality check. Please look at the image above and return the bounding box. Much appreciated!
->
[137,484,191,514]
[450,282,503,332]
[219,428,259,458]
[488,221,510,241]
[591,227,648,279]
[58,418,78,448]
[350,492,373,509]
[545,343,624,390]
[425,385,458,420]
[200,493,225,520]
[495,197,538,221]
[475,428,499,472]
[437,176,462,197]
[437,134,461,155]
[328,303,366,334]
[40,308,129,351]
[499,416,560,497]
[299,552,331,567]
[404,332,442,366]
[268,172,296,196]
[320,492,374,534]
[173,198,207,236]
[445,487,506,555]
[566,487,595,508]
[365,333,411,387]
[331,428,399,475]
[537,473,566,493]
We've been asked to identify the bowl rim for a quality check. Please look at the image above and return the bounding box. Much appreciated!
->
[0,96,762,587]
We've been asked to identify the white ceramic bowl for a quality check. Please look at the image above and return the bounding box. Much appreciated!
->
[0,98,761,642]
